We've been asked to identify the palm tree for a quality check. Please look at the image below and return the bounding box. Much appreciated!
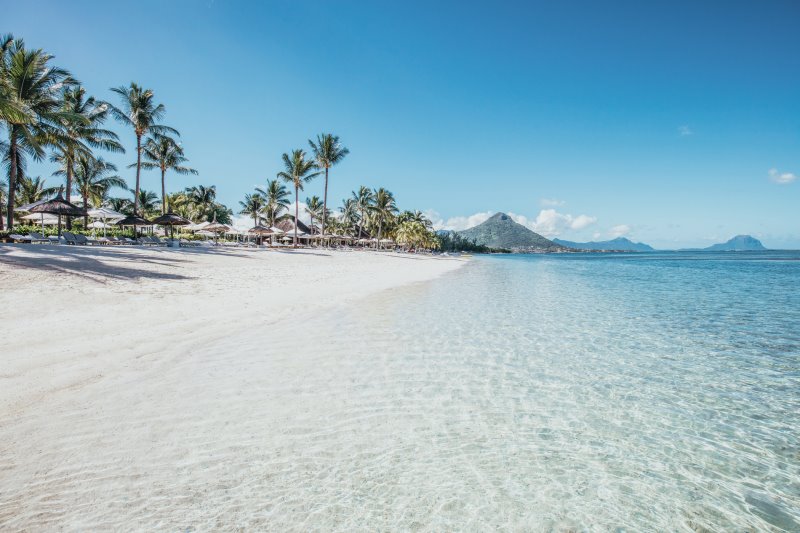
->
[339,197,358,236]
[72,156,126,225]
[1,36,76,229]
[257,179,290,227]
[185,184,217,221]
[15,175,58,205]
[0,177,5,230]
[139,134,197,214]
[107,196,132,215]
[133,188,160,219]
[51,86,124,228]
[397,210,432,229]
[370,187,398,242]
[305,195,323,232]
[308,133,348,236]
[351,186,375,239]
[239,193,265,227]
[108,83,177,216]
[276,149,321,247]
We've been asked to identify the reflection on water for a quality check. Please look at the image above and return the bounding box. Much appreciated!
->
[1,252,798,531]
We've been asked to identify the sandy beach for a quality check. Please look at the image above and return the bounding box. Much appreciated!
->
[0,244,464,529]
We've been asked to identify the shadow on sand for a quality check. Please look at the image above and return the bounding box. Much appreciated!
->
[0,244,255,283]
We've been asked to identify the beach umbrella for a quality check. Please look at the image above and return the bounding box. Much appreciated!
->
[29,193,86,237]
[87,220,112,229]
[151,212,191,240]
[16,199,48,213]
[115,214,152,238]
[87,207,125,237]
[21,212,59,227]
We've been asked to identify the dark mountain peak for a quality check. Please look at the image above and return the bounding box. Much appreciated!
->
[457,212,565,251]
[704,235,766,251]
[553,236,655,252]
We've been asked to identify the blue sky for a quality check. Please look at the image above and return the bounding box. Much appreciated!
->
[6,0,799,248]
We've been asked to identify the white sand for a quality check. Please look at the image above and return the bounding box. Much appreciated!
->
[0,244,464,529]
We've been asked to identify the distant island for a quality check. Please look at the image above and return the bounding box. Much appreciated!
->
[450,213,770,254]
[457,213,567,252]
[553,237,655,252]
[700,235,767,251]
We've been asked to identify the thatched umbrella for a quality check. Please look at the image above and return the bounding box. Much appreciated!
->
[29,193,86,237]
[115,214,152,238]
[248,224,277,245]
[203,214,229,243]
[152,212,191,240]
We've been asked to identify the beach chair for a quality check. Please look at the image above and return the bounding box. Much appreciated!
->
[74,234,97,245]
[9,233,32,243]
[62,231,79,245]
[151,235,167,246]
[29,232,50,244]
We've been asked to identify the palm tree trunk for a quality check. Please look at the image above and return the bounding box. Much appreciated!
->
[66,153,74,230]
[161,167,166,214]
[6,134,17,230]
[358,209,364,239]
[322,167,329,236]
[294,185,299,248]
[83,192,89,227]
[134,133,142,215]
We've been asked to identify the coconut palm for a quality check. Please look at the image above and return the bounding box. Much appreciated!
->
[308,133,348,237]
[108,83,177,216]
[72,156,126,225]
[106,196,132,215]
[139,134,197,214]
[370,187,398,241]
[15,175,58,205]
[185,184,220,221]
[338,197,358,235]
[257,179,290,227]
[276,149,321,247]
[239,193,265,227]
[1,36,76,229]
[133,188,160,219]
[0,177,5,229]
[51,86,124,228]
[351,186,375,239]
[305,195,324,233]
[397,210,433,229]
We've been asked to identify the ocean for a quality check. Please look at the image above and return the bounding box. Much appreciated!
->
[258,251,800,530]
[5,251,798,531]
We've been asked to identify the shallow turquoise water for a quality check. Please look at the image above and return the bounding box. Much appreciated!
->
[268,251,800,530]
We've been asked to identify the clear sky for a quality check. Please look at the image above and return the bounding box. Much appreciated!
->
[6,0,799,248]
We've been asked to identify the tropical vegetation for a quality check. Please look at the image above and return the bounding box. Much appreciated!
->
[1,33,446,251]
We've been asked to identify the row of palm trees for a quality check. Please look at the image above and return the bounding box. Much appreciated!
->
[239,165,438,248]
[0,34,202,230]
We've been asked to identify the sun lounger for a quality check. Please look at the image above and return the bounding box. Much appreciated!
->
[150,236,168,246]
[74,234,98,245]
[9,233,32,243]
[27,232,48,243]
[62,231,79,245]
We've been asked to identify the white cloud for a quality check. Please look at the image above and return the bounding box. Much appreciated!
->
[520,209,597,237]
[431,211,494,231]
[678,125,693,136]
[769,168,797,185]
[540,198,565,207]
[609,224,631,238]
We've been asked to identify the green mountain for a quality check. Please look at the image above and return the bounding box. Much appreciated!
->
[704,235,766,251]
[553,237,655,252]
[457,212,566,251]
